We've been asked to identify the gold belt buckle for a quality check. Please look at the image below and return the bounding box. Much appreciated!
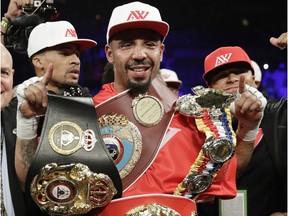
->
[30,162,117,215]
[125,203,181,216]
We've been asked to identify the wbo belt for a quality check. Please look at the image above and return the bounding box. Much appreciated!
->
[96,76,178,191]
[25,93,122,215]
[97,194,197,216]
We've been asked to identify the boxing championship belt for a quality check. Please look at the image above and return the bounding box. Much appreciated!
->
[25,93,122,215]
[174,86,237,199]
[96,76,178,191]
[97,194,197,216]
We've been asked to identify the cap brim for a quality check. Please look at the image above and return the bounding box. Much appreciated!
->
[68,39,97,51]
[203,61,254,84]
[109,21,169,42]
[33,39,97,57]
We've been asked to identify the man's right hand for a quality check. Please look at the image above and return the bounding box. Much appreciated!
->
[270,32,287,50]
[17,63,53,117]
[5,0,32,21]
[233,75,267,142]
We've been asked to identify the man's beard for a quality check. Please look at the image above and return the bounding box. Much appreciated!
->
[51,78,78,88]
[128,77,151,97]
[49,80,79,95]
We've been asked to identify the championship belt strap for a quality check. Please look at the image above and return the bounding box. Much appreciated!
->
[25,94,122,215]
[96,76,178,190]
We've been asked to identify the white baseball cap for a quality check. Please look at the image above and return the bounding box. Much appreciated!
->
[251,60,262,82]
[27,21,97,57]
[106,1,169,43]
[160,68,182,88]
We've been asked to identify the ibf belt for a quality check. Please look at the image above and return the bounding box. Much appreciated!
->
[96,76,178,190]
[25,94,122,215]
[97,194,197,216]
[174,85,237,199]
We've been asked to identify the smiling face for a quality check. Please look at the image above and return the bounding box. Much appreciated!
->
[1,43,14,110]
[105,29,165,95]
[32,43,81,94]
[209,67,256,93]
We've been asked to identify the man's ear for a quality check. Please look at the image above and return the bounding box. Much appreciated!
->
[105,44,114,63]
[32,55,43,69]
[31,55,45,76]
[160,43,165,62]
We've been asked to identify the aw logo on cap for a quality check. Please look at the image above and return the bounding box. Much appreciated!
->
[215,53,232,66]
[127,10,149,21]
[65,29,77,38]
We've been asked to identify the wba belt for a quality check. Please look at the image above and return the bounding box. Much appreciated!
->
[96,76,178,190]
[25,94,122,215]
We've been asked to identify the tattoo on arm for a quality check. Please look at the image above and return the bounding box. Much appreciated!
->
[20,138,38,169]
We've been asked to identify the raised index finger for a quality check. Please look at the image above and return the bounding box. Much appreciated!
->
[41,63,53,86]
[269,37,278,47]
[238,75,246,94]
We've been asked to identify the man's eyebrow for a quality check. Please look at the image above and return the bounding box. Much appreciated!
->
[1,67,12,72]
